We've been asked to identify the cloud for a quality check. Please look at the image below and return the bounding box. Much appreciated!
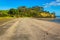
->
[44,0,60,8]
[56,0,60,2]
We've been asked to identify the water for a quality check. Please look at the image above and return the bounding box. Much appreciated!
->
[50,16,60,23]
[56,16,60,18]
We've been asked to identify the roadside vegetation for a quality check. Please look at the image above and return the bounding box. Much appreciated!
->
[0,6,56,18]
[0,17,15,24]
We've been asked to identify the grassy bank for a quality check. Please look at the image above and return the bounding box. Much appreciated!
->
[0,17,15,25]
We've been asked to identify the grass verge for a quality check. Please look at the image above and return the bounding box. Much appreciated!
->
[0,17,15,25]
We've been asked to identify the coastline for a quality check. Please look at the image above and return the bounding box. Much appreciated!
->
[35,18,60,23]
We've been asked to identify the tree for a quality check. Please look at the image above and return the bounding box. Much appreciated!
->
[32,6,44,12]
[8,8,17,17]
[51,12,56,18]
[0,6,56,18]
[18,6,27,17]
[31,6,44,17]
[0,10,8,17]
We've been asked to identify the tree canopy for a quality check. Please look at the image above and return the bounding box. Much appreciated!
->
[0,6,56,18]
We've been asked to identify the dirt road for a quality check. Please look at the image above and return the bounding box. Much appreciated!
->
[0,18,60,40]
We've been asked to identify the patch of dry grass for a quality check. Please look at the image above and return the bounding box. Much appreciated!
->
[0,17,15,25]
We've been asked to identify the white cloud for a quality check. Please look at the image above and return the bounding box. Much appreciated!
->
[44,0,60,8]
[56,0,60,2]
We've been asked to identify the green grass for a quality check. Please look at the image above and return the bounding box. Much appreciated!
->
[0,17,15,25]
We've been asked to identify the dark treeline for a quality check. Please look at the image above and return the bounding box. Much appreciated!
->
[0,6,56,18]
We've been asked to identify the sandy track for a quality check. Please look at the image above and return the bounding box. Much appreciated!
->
[0,18,60,40]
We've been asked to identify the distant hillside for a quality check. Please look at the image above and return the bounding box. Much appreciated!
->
[0,6,56,18]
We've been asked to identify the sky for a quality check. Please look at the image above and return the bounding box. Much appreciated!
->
[0,0,60,16]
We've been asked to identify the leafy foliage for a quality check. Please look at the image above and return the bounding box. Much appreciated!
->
[0,6,56,18]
